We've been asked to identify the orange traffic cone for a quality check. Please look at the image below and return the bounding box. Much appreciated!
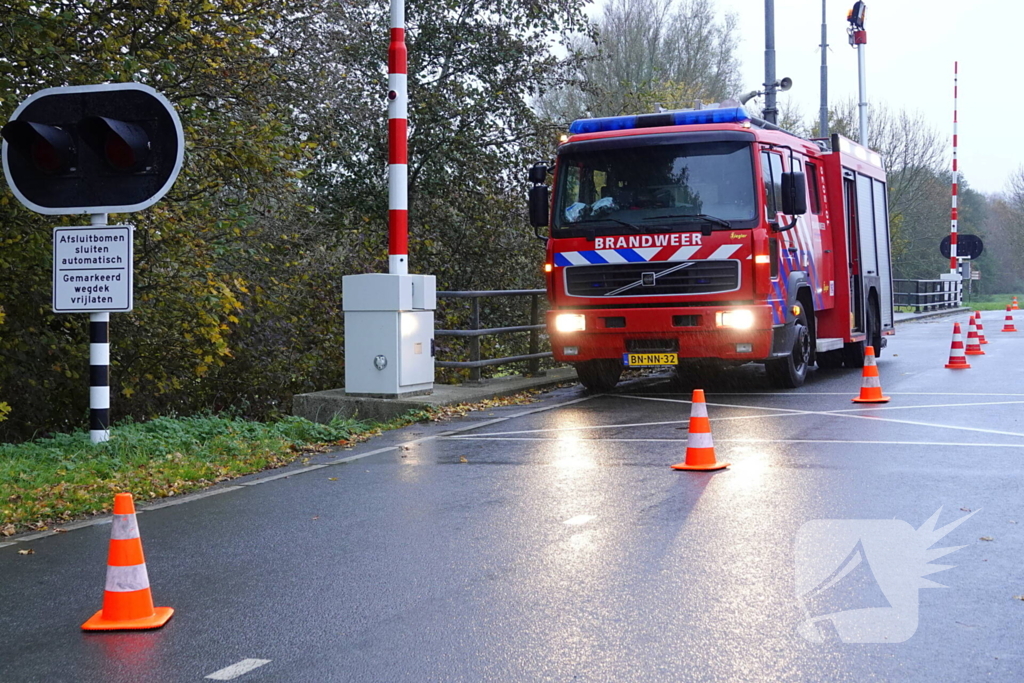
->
[975,311,989,344]
[852,346,890,403]
[945,322,971,369]
[964,315,985,355]
[1012,297,1019,311]
[82,493,174,631]
[671,389,729,471]
[1002,306,1018,332]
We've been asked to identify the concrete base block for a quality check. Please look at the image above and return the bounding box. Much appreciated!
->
[293,367,578,425]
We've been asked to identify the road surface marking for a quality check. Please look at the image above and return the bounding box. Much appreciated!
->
[446,436,1024,448]
[630,391,1024,397]
[564,515,597,525]
[459,410,808,437]
[238,465,329,486]
[618,393,1024,438]
[833,400,1024,413]
[206,659,271,680]
[141,485,244,509]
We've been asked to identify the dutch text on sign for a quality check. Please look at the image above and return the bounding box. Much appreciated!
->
[53,226,133,313]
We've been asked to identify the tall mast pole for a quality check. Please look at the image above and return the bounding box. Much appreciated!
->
[388,0,408,275]
[763,0,777,125]
[819,0,829,137]
[949,62,959,276]
[846,2,868,145]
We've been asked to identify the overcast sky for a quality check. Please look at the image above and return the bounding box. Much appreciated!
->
[714,0,1020,195]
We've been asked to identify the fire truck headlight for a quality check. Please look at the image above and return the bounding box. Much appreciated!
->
[555,314,586,333]
[716,309,755,329]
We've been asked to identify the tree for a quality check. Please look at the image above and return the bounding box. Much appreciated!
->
[536,0,742,124]
[0,0,313,439]
[0,0,595,440]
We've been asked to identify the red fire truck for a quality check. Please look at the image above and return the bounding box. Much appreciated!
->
[528,106,893,390]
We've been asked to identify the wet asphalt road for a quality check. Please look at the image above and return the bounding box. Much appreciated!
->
[1,312,1023,682]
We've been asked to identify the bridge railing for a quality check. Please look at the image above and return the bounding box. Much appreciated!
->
[892,278,962,313]
[434,289,552,382]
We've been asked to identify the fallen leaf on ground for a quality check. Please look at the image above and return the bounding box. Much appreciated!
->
[53,529,67,533]
[961,507,972,512]
[311,516,319,520]
[459,456,468,463]
[328,477,338,481]
[1,524,15,537]
[17,549,34,555]
[1014,595,1024,601]
[980,536,994,541]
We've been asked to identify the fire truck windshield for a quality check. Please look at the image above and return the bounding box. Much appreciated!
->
[553,140,756,235]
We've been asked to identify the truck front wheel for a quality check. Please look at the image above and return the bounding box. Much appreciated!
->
[766,310,811,388]
[574,359,623,392]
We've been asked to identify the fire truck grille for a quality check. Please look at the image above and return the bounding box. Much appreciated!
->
[565,260,739,297]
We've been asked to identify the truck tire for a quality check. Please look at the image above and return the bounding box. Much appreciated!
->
[868,297,883,358]
[766,310,811,388]
[574,359,623,392]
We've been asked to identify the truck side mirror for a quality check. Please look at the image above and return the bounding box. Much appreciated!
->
[528,162,548,185]
[781,172,807,216]
[529,184,549,229]
[528,162,550,237]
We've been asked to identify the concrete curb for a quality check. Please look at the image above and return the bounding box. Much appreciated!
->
[894,307,971,324]
[292,367,579,423]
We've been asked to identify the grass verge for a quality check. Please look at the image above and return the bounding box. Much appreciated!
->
[0,414,382,537]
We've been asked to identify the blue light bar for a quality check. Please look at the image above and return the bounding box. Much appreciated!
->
[568,106,750,135]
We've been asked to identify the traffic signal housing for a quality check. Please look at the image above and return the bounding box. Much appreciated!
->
[1,83,183,215]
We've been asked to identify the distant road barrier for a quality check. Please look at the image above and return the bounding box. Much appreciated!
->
[435,289,551,381]
[893,278,962,313]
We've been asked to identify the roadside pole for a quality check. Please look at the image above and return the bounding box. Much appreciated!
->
[940,62,963,301]
[89,214,111,444]
[819,0,829,138]
[847,2,868,146]
[342,0,436,399]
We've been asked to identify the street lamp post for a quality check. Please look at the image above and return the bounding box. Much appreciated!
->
[847,1,868,146]
[819,0,829,138]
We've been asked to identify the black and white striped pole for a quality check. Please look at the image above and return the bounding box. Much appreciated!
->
[89,312,110,443]
[89,216,110,444]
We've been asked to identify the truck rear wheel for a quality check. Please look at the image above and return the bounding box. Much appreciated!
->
[766,310,811,388]
[574,359,623,392]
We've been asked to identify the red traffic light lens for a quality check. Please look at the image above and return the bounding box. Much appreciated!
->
[30,139,64,174]
[104,135,136,171]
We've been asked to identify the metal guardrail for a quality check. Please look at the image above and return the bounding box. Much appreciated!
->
[435,289,551,381]
[892,278,962,313]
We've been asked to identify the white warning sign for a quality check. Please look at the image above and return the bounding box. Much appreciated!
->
[53,225,133,313]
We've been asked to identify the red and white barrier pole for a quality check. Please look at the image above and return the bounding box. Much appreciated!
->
[949,62,959,276]
[388,0,408,275]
